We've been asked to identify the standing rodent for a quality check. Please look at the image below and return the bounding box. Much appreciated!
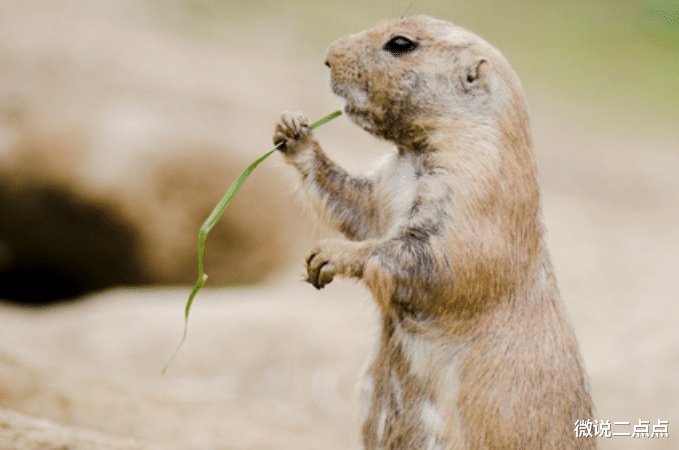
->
[273,15,595,450]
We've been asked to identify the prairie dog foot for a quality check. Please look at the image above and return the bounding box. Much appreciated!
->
[304,239,374,289]
[273,111,314,157]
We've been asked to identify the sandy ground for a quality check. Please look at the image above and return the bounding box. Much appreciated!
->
[1,1,678,449]
[0,282,376,449]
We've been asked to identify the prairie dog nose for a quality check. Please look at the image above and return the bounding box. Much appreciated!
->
[324,36,350,69]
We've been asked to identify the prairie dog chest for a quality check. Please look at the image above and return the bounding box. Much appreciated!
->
[372,152,419,236]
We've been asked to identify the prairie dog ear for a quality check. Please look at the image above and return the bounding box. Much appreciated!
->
[464,58,489,89]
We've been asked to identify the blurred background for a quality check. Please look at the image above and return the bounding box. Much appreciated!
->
[0,0,677,448]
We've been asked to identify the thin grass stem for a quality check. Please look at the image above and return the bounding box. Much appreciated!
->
[162,110,342,374]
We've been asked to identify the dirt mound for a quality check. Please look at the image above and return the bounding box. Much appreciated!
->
[0,0,309,302]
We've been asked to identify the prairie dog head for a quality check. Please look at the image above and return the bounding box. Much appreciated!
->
[324,15,528,148]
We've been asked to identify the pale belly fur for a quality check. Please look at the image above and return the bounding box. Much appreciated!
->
[358,320,467,450]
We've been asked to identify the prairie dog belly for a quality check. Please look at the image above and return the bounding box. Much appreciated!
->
[360,320,467,450]
[371,151,418,237]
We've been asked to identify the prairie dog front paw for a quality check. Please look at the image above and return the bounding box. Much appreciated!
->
[304,239,374,289]
[273,111,313,157]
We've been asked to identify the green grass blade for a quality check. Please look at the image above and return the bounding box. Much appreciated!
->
[162,109,342,374]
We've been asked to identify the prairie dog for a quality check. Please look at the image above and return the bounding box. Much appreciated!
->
[273,15,594,450]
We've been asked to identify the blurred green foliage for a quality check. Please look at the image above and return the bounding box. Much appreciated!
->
[145,0,679,125]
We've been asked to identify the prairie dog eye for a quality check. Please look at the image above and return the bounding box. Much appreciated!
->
[383,35,418,56]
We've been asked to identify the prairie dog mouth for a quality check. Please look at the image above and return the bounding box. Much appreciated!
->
[331,80,369,109]
[342,103,375,133]
[330,81,373,128]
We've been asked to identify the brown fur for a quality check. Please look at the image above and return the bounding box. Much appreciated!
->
[273,15,595,450]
